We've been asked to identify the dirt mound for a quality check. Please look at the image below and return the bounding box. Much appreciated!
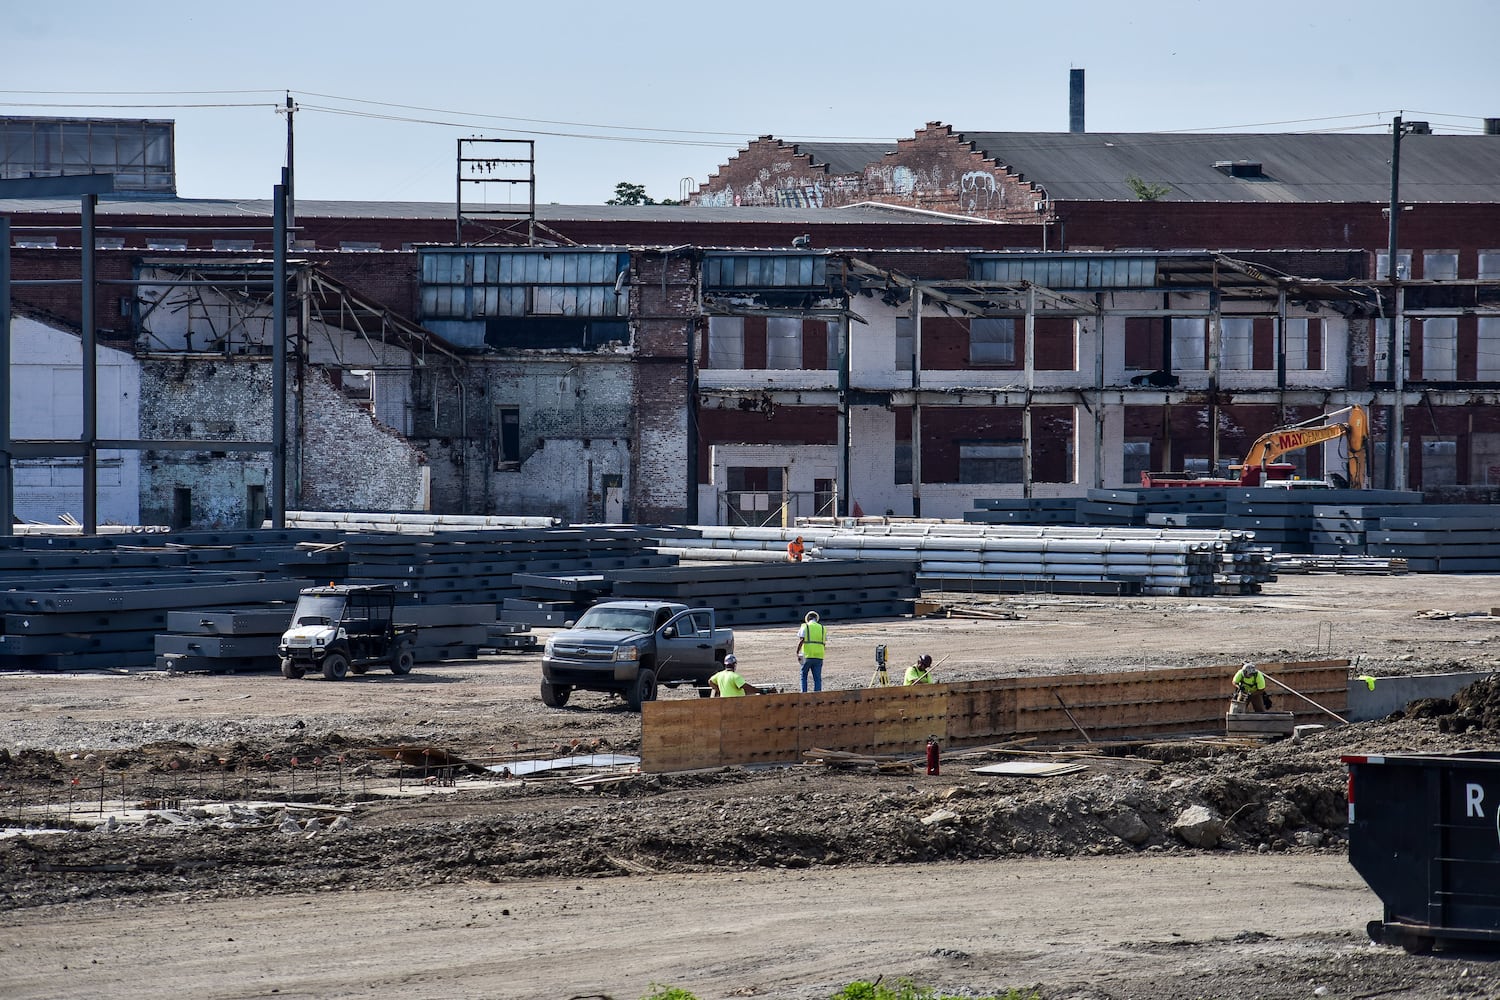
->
[1404,674,1500,734]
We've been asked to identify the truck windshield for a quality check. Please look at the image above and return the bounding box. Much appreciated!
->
[292,594,346,626]
[573,607,657,633]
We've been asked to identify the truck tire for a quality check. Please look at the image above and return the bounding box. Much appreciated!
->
[351,662,369,675]
[391,650,415,675]
[540,681,571,708]
[321,653,350,681]
[626,668,657,711]
[280,657,304,680]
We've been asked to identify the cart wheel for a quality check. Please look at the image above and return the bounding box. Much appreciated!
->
[321,653,350,681]
[1400,932,1434,955]
[391,650,415,675]
[280,657,304,680]
[540,681,571,708]
[626,668,657,711]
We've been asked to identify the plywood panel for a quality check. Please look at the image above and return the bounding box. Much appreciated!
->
[639,660,1351,772]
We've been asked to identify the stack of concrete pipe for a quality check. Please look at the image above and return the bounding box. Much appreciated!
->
[659,523,1274,597]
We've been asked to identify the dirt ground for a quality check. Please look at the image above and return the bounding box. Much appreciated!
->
[4,571,1500,999]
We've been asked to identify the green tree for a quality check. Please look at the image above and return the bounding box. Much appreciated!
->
[606,181,678,206]
[1125,175,1171,201]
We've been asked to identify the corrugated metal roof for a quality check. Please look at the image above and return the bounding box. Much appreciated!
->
[960,131,1500,203]
[0,198,990,225]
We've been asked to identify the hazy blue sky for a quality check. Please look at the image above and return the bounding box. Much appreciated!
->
[6,0,1497,205]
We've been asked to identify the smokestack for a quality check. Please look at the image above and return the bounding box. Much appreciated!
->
[1069,68,1085,133]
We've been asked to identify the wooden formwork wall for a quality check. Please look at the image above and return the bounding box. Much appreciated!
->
[640,660,1350,773]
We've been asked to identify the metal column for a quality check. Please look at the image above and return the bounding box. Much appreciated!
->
[911,288,923,518]
[81,194,97,533]
[272,183,288,529]
[0,217,9,533]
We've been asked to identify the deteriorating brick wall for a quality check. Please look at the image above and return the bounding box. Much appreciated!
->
[139,359,425,527]
[865,123,1043,221]
[137,357,275,528]
[632,253,698,523]
[412,356,635,520]
[299,370,427,511]
[691,136,862,208]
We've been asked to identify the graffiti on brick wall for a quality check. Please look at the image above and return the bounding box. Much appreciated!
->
[774,185,825,208]
[886,166,917,196]
[959,170,1002,213]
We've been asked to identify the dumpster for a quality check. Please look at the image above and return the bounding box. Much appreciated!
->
[1344,750,1500,953]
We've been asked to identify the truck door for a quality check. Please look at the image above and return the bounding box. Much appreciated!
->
[657,610,714,681]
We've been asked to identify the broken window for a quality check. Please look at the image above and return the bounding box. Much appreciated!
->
[1123,440,1152,487]
[969,318,1016,366]
[1375,251,1412,281]
[494,406,521,469]
[1480,251,1500,280]
[894,315,914,372]
[1421,437,1458,487]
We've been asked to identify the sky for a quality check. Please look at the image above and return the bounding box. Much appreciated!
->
[5,0,1499,206]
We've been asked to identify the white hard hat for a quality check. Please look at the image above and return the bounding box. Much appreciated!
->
[723,653,737,666]
[805,611,819,623]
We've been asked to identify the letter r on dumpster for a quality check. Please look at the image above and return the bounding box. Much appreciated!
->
[1467,783,1485,819]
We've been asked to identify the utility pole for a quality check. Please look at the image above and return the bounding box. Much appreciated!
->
[282,93,296,247]
[1387,115,1407,491]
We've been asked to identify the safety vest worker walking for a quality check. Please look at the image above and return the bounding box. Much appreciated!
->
[796,611,826,692]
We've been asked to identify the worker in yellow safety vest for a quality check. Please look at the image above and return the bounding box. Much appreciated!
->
[708,654,761,697]
[904,654,935,685]
[796,611,826,693]
[1232,662,1271,712]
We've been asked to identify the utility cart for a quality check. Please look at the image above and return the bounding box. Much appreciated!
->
[278,584,417,681]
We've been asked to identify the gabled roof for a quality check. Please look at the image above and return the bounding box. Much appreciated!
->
[959,131,1500,204]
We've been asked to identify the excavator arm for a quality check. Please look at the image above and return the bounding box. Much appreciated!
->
[1235,405,1369,487]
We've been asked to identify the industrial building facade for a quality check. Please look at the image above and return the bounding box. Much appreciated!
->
[6,121,1500,527]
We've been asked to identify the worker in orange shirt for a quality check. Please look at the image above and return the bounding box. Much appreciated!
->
[787,535,805,562]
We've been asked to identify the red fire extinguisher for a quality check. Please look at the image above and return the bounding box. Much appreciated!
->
[925,736,940,776]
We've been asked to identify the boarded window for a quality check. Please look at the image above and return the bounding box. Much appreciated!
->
[1421,437,1458,487]
[1423,251,1459,281]
[706,316,745,369]
[1478,318,1500,379]
[1171,318,1207,370]
[765,318,803,369]
[1421,318,1457,380]
[958,442,1022,484]
[1221,318,1253,369]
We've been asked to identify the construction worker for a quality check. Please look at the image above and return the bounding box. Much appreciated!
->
[905,654,935,685]
[796,611,826,692]
[1233,662,1272,712]
[708,654,761,697]
[787,535,805,562]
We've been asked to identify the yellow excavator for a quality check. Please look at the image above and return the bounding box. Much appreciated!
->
[1142,405,1369,489]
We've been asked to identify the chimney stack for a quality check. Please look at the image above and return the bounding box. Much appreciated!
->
[1069,68,1085,133]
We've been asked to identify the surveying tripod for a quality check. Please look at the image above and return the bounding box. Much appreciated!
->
[870,644,890,686]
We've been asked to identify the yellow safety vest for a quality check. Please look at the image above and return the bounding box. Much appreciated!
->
[800,621,826,658]
[711,669,747,697]
[904,665,933,685]
[1234,669,1266,693]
